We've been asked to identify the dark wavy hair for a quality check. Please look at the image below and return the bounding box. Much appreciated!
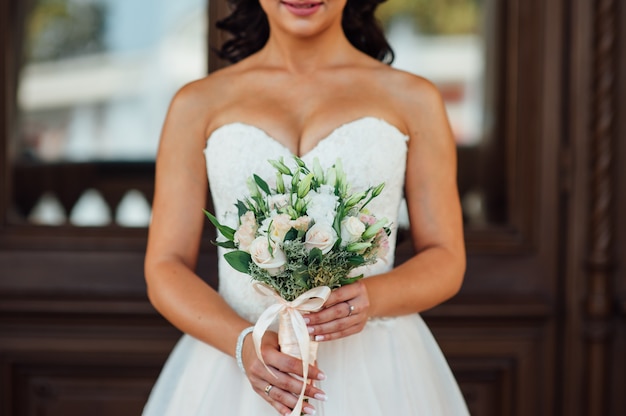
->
[216,0,394,64]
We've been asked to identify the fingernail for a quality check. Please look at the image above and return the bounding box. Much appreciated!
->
[307,326,314,334]
[304,317,310,324]
[317,371,326,380]
[303,407,316,415]
[315,335,324,341]
[314,393,328,401]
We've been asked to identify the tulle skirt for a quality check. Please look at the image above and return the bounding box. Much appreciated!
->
[143,314,469,415]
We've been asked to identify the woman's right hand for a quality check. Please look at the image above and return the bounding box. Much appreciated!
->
[241,331,327,415]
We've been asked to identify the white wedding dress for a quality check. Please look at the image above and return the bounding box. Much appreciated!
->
[143,117,469,415]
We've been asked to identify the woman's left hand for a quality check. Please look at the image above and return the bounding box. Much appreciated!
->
[304,280,370,342]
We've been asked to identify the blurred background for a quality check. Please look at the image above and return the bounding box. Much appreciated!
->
[0,0,624,415]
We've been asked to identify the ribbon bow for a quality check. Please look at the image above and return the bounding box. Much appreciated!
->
[252,284,331,416]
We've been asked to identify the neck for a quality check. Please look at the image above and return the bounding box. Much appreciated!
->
[259,26,356,74]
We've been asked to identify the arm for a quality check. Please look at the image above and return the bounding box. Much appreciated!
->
[145,83,251,354]
[145,81,325,415]
[306,76,465,338]
[364,77,466,317]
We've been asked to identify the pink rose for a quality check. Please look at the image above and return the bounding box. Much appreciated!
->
[358,213,377,226]
[369,229,390,260]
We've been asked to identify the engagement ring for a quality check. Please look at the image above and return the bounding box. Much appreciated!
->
[346,301,355,317]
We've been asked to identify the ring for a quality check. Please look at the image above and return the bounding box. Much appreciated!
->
[264,384,273,396]
[346,301,355,317]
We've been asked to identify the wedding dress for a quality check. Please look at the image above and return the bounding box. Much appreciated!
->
[143,117,469,415]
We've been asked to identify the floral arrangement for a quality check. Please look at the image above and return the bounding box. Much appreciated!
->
[204,156,391,415]
[205,156,391,302]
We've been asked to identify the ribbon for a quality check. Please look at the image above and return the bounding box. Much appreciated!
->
[252,284,331,416]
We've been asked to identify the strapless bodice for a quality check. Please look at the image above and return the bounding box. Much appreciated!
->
[204,117,409,322]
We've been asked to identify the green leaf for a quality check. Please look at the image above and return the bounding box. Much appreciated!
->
[292,267,310,289]
[339,274,363,286]
[214,240,237,249]
[204,210,236,241]
[224,250,252,274]
[284,228,298,241]
[236,201,248,218]
[332,202,345,237]
[252,195,267,213]
[308,247,323,264]
[253,174,271,195]
[347,255,365,266]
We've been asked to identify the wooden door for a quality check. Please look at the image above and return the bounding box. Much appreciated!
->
[0,0,624,415]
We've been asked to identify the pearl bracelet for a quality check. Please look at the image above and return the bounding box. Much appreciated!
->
[236,326,255,373]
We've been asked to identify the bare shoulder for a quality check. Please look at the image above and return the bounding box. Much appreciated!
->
[381,67,445,113]
[164,63,248,137]
[169,67,235,115]
[370,66,450,140]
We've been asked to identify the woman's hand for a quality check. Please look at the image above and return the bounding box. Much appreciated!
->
[242,331,327,415]
[305,280,370,342]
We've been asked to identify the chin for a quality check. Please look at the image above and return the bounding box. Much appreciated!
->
[261,0,345,36]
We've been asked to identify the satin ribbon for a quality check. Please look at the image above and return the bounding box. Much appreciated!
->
[252,284,331,416]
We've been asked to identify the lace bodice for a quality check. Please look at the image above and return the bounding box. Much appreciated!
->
[204,117,409,322]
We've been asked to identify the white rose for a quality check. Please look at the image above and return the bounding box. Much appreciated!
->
[269,213,292,243]
[249,236,286,276]
[340,216,366,246]
[304,222,338,254]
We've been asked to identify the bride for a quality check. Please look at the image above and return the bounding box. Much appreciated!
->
[143,0,469,415]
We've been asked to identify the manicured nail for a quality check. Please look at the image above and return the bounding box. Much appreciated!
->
[317,372,326,381]
[304,317,310,324]
[307,326,314,334]
[314,393,328,401]
[303,407,316,415]
[315,335,324,341]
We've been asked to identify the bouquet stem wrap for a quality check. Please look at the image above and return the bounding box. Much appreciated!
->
[252,284,331,416]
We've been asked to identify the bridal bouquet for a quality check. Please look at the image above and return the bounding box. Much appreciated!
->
[205,156,390,415]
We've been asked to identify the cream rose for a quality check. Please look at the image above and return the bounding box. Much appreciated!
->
[340,216,366,246]
[249,236,286,276]
[234,211,257,251]
[291,215,311,232]
[304,222,338,254]
[269,213,292,243]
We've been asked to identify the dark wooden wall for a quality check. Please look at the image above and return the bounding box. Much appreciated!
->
[0,0,624,415]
